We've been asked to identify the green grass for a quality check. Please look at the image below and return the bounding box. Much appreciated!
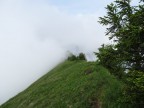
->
[0,61,124,108]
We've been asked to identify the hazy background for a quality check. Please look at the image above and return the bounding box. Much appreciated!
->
[0,0,137,105]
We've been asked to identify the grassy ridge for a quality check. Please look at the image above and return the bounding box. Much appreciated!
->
[0,61,124,108]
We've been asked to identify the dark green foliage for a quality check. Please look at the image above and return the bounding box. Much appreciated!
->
[78,53,86,60]
[99,0,144,71]
[122,71,144,107]
[95,44,125,79]
[67,54,77,61]
[67,52,86,61]
[97,0,144,107]
[0,61,124,108]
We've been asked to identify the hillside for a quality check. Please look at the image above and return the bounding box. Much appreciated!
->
[0,61,124,108]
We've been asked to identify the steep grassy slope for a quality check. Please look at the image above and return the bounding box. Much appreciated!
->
[0,61,124,108]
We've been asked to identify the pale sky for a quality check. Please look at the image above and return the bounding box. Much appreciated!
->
[0,0,138,105]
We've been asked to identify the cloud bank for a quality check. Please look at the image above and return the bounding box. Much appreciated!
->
[0,0,108,104]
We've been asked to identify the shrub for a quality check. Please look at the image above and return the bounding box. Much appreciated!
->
[67,54,77,61]
[78,53,86,60]
[67,52,86,61]
[122,70,144,107]
[95,44,125,79]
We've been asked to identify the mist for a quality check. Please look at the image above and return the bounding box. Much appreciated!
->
[0,0,109,105]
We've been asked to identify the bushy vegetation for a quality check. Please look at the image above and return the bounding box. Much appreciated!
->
[67,54,77,61]
[0,61,124,108]
[78,53,86,60]
[96,0,144,107]
[95,44,125,79]
[67,52,86,61]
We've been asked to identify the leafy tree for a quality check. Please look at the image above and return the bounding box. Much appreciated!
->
[67,52,86,61]
[122,70,144,107]
[97,0,144,106]
[67,53,77,61]
[99,0,144,71]
[95,44,125,79]
[78,53,86,60]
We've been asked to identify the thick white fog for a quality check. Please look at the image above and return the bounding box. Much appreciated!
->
[0,0,109,105]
